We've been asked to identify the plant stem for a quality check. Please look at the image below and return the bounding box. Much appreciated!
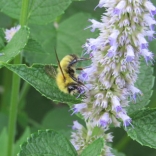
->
[7,0,29,156]
[114,134,131,151]
[0,68,12,111]
[20,0,29,26]
[7,55,21,156]
[18,82,30,105]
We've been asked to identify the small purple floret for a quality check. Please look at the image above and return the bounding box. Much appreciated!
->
[144,56,153,64]
[116,106,122,112]
[148,36,153,41]
[113,8,120,15]
[94,3,105,10]
[91,45,96,51]
[141,43,148,49]
[150,24,155,31]
[124,119,132,127]
[126,56,134,62]
[100,120,108,127]
[107,50,114,57]
[151,10,156,15]
[109,38,115,46]
[132,94,137,102]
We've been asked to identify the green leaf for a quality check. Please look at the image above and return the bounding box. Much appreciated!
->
[28,0,72,25]
[0,26,29,68]
[24,12,96,65]
[80,138,104,156]
[42,107,84,138]
[13,128,30,156]
[23,23,56,64]
[4,63,81,105]
[0,0,74,25]
[23,39,50,64]
[0,113,8,132]
[151,0,156,6]
[127,61,154,114]
[18,129,77,156]
[0,28,5,50]
[63,0,104,20]
[127,108,156,149]
[57,12,98,59]
[0,0,22,20]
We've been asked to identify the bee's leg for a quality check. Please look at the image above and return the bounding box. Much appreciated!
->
[76,65,91,70]
[70,75,86,86]
[76,67,83,70]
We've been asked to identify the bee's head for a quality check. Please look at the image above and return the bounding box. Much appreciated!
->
[69,54,78,60]
[67,84,85,96]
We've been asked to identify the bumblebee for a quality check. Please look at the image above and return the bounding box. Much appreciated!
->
[45,50,88,96]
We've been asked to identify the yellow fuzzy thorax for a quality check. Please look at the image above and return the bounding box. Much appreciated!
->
[60,55,76,71]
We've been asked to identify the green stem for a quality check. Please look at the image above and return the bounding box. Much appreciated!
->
[7,55,21,156]
[28,118,45,129]
[20,0,29,26]
[114,134,131,151]
[7,0,29,156]
[18,82,30,105]
[0,68,12,111]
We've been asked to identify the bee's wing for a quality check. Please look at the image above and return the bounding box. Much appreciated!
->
[44,65,57,78]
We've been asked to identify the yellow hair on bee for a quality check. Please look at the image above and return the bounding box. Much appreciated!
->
[60,55,77,71]
[56,72,75,94]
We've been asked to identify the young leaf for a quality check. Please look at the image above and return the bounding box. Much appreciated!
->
[80,138,104,156]
[4,63,81,105]
[0,26,29,68]
[127,108,156,149]
[18,129,77,156]
[127,61,154,114]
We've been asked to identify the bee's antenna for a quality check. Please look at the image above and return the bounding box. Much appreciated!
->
[54,48,66,81]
